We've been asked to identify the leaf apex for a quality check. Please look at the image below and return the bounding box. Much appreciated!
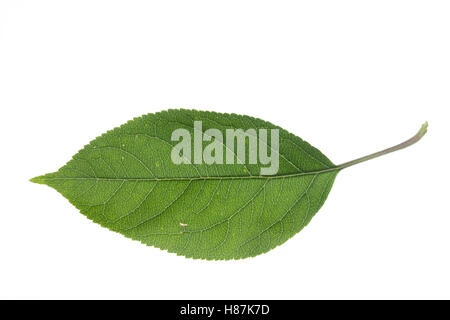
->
[30,175,46,184]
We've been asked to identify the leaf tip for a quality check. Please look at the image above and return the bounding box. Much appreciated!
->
[30,175,45,184]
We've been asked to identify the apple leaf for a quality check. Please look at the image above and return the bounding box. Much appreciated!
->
[31,109,427,260]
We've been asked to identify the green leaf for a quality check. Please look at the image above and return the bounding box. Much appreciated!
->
[31,110,427,260]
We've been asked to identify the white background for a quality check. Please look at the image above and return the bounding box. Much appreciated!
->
[1,1,449,299]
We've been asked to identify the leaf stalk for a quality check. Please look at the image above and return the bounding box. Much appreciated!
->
[336,122,428,170]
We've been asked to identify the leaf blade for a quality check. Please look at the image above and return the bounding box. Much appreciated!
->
[32,109,338,259]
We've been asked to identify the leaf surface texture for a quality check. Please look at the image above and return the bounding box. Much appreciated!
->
[32,110,338,259]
